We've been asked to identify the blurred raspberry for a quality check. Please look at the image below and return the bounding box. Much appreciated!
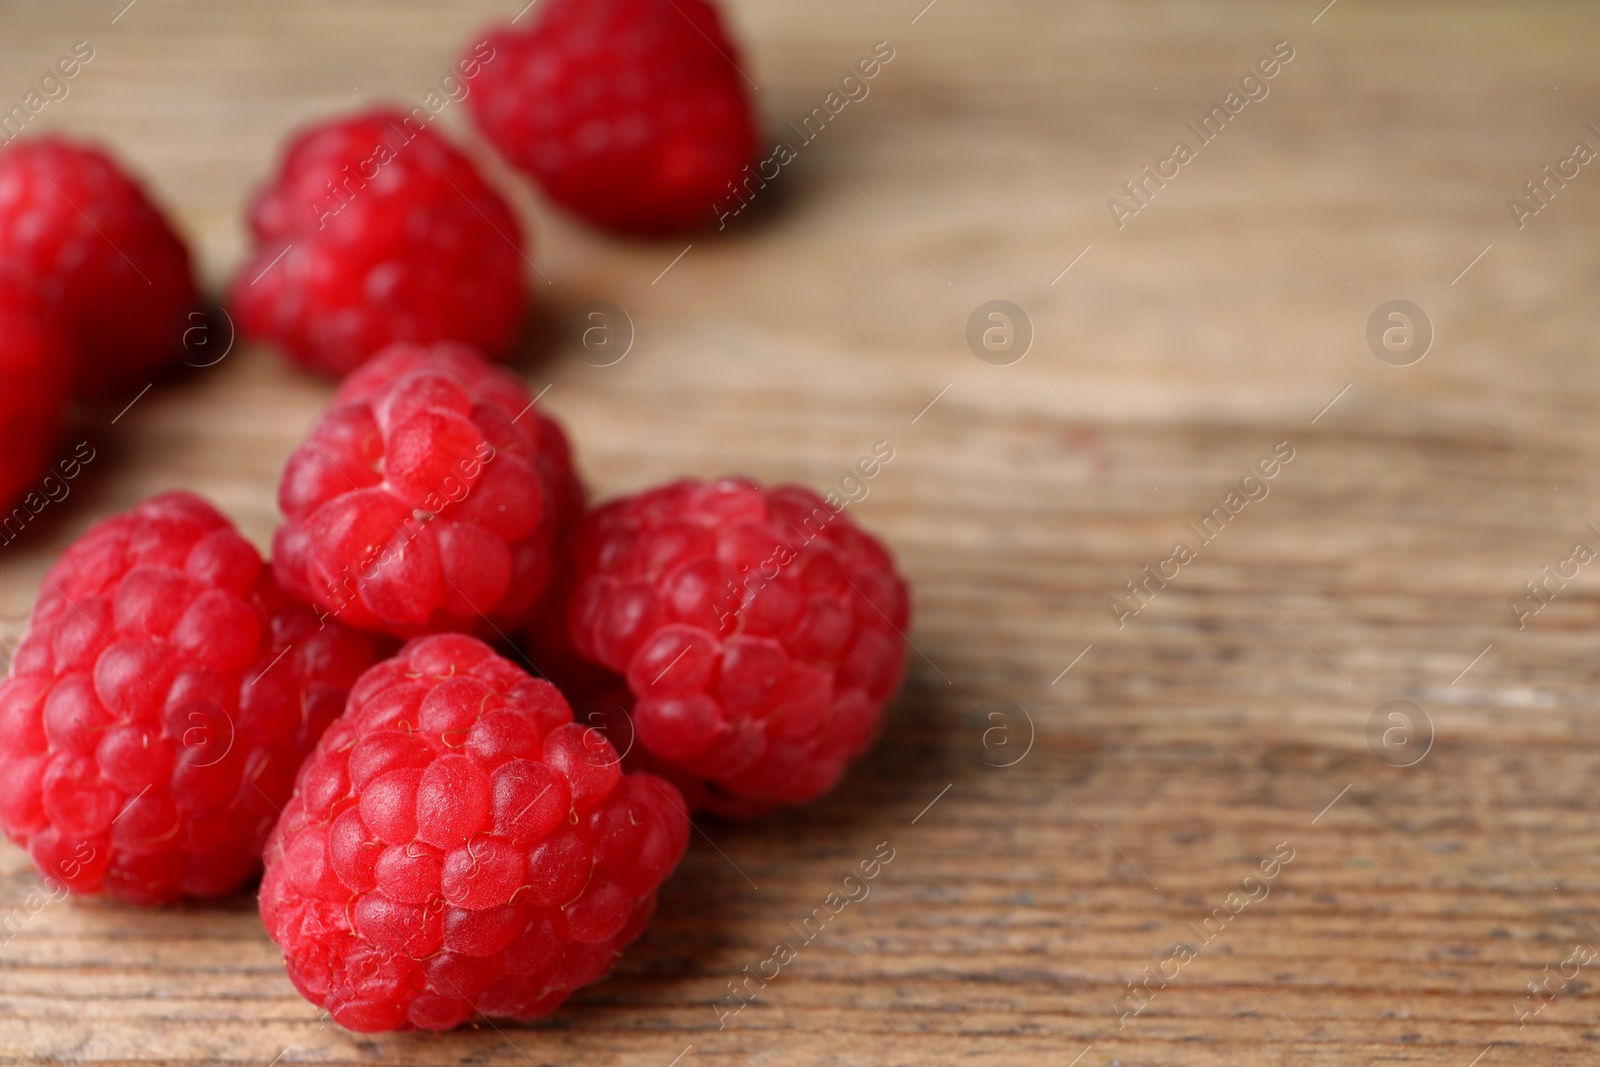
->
[0,492,391,905]
[272,341,584,638]
[0,137,201,395]
[259,633,689,1032]
[463,0,758,234]
[230,109,528,378]
[0,272,72,513]
[560,478,910,814]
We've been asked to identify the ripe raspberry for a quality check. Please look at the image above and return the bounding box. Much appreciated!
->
[0,272,72,513]
[259,633,690,1032]
[0,137,201,396]
[0,492,390,905]
[272,342,584,639]
[230,109,528,378]
[463,0,759,234]
[561,478,910,814]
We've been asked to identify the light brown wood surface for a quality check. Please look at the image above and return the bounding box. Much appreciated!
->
[4,0,1600,1064]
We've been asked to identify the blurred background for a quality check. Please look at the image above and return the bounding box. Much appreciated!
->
[2,1,1600,1065]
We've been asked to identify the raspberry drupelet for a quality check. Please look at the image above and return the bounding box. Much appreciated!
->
[0,137,202,395]
[272,341,584,639]
[462,0,759,234]
[0,271,73,513]
[0,492,390,905]
[560,478,910,816]
[229,108,529,378]
[259,633,690,1032]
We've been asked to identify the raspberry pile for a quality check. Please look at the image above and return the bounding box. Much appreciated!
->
[464,0,759,234]
[272,341,583,638]
[556,478,909,816]
[0,493,389,905]
[230,109,529,378]
[0,0,915,1035]
[259,634,689,1031]
[0,137,201,395]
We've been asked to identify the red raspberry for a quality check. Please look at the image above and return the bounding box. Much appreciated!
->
[0,492,390,905]
[229,109,529,378]
[463,0,759,234]
[0,137,201,396]
[562,478,910,814]
[0,272,72,512]
[272,342,584,639]
[259,633,690,1032]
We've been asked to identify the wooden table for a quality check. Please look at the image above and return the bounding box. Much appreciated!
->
[3,1,1599,1063]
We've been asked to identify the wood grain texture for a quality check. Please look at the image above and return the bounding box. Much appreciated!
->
[3,0,1600,1064]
